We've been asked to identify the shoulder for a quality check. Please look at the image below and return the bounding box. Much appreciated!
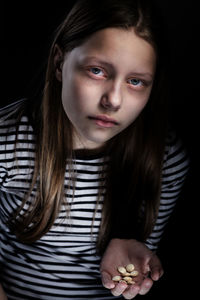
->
[0,99,35,187]
[0,98,35,155]
[0,98,32,132]
[162,130,190,187]
[164,130,189,167]
[0,98,27,121]
[0,98,31,134]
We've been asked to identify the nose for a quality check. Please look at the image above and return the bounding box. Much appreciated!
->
[100,80,122,111]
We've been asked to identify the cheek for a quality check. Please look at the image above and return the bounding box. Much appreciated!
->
[73,77,102,106]
[61,77,83,115]
[124,95,149,125]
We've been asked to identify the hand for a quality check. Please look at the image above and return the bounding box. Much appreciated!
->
[100,238,164,299]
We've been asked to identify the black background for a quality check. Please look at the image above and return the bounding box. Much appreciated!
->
[2,0,199,298]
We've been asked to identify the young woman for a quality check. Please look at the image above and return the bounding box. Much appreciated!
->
[0,0,189,299]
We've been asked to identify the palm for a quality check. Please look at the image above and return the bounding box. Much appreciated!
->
[100,238,163,298]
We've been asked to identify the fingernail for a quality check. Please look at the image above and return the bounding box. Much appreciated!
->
[104,281,115,289]
[153,274,159,281]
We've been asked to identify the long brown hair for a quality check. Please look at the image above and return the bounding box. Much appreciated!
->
[11,0,169,252]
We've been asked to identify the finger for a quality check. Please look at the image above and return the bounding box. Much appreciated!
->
[138,277,153,295]
[150,264,164,281]
[149,255,164,281]
[111,281,128,297]
[101,271,115,289]
[121,284,140,299]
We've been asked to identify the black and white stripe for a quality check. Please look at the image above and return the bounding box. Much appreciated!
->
[145,131,189,250]
[0,100,189,299]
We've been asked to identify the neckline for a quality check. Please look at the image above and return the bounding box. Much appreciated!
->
[73,147,107,160]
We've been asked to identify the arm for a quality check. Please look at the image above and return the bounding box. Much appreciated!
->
[100,133,190,298]
[145,132,190,251]
[0,284,7,300]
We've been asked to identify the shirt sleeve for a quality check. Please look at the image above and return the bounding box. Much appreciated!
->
[145,131,190,251]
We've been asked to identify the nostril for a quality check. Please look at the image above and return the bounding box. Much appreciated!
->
[100,96,112,109]
[100,95,121,111]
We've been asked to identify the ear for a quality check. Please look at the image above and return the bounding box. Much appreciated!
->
[53,44,64,82]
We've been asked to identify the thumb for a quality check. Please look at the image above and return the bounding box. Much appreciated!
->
[101,270,115,289]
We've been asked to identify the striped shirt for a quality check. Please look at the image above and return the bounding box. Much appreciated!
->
[0,99,189,300]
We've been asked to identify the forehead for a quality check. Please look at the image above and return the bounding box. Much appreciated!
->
[68,27,156,74]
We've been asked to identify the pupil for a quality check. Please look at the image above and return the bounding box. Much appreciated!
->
[131,79,139,85]
[92,68,100,74]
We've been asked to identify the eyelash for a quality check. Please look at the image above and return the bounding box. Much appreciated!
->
[87,67,147,89]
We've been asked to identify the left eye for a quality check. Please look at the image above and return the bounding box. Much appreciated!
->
[128,78,143,86]
[90,67,104,76]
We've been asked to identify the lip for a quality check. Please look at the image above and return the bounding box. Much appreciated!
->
[89,114,119,125]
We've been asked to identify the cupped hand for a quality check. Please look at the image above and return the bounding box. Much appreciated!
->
[100,238,164,299]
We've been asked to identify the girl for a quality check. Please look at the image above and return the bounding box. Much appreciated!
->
[0,0,189,299]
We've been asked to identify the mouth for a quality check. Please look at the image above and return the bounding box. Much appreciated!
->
[88,114,119,128]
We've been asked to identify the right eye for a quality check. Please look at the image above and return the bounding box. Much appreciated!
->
[89,67,104,76]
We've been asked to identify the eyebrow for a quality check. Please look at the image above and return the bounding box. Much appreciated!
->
[80,56,114,69]
[80,56,154,80]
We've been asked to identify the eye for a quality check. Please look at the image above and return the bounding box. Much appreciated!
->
[128,78,143,87]
[90,67,104,76]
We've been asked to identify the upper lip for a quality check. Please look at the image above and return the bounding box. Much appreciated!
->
[89,114,119,125]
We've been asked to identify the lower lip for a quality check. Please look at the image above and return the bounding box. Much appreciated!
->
[94,119,116,128]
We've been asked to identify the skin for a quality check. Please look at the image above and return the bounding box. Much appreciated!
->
[54,27,163,298]
[0,284,7,300]
[55,27,156,149]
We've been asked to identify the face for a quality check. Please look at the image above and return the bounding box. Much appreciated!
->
[58,27,156,149]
